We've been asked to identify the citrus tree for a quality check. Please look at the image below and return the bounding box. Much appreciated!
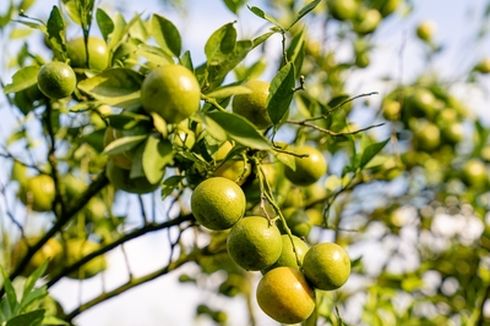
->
[0,0,489,325]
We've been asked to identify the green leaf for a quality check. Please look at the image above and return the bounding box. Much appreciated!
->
[274,150,295,170]
[180,50,194,70]
[18,287,47,314]
[286,29,305,77]
[61,0,80,24]
[161,175,184,197]
[77,68,144,108]
[21,263,47,306]
[46,6,66,60]
[202,40,253,91]
[247,6,282,27]
[107,13,127,49]
[1,266,18,317]
[288,0,322,30]
[142,135,173,184]
[6,309,44,326]
[151,14,182,57]
[103,135,147,155]
[78,0,96,31]
[3,66,40,94]
[223,0,247,14]
[267,62,295,124]
[41,316,69,325]
[328,94,350,110]
[0,1,14,28]
[252,31,276,48]
[205,22,237,64]
[205,85,250,99]
[96,8,114,42]
[204,111,271,150]
[359,138,390,169]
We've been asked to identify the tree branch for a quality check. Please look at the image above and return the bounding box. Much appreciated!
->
[46,214,193,288]
[1,172,109,296]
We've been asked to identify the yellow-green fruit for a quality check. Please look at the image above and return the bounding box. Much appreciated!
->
[37,62,76,99]
[281,208,312,237]
[303,242,351,290]
[11,161,28,186]
[227,216,282,271]
[106,161,160,194]
[256,267,315,324]
[20,175,55,212]
[379,0,401,16]
[272,235,309,269]
[67,37,109,71]
[416,21,436,42]
[61,175,87,200]
[475,57,490,74]
[64,238,107,279]
[327,0,358,20]
[232,80,272,129]
[11,237,62,276]
[411,89,436,116]
[413,121,440,151]
[462,159,487,189]
[382,99,402,120]
[353,9,382,35]
[285,146,327,186]
[85,197,107,220]
[305,207,324,226]
[141,64,201,124]
[214,159,251,185]
[103,127,133,170]
[191,177,246,230]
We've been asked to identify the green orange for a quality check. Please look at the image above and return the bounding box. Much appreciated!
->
[227,216,282,271]
[37,62,76,99]
[67,37,109,71]
[284,146,327,186]
[141,64,201,124]
[191,177,246,230]
[303,242,351,290]
[232,80,272,129]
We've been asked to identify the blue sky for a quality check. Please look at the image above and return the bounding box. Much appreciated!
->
[1,0,489,325]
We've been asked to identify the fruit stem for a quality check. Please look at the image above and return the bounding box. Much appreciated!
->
[254,158,303,267]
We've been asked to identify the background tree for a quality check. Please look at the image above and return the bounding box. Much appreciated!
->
[0,0,489,325]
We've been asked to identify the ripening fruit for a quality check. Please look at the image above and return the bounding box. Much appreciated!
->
[353,8,382,35]
[462,159,487,189]
[227,216,282,271]
[413,120,440,151]
[37,62,76,99]
[326,0,358,21]
[379,0,401,17]
[67,37,109,71]
[303,242,351,290]
[64,238,107,280]
[232,80,272,129]
[19,175,55,212]
[191,177,246,230]
[141,64,201,124]
[256,267,315,324]
[270,235,309,270]
[382,99,401,120]
[416,21,436,42]
[106,160,161,194]
[213,159,251,186]
[11,237,62,276]
[285,146,327,186]
[475,57,490,74]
